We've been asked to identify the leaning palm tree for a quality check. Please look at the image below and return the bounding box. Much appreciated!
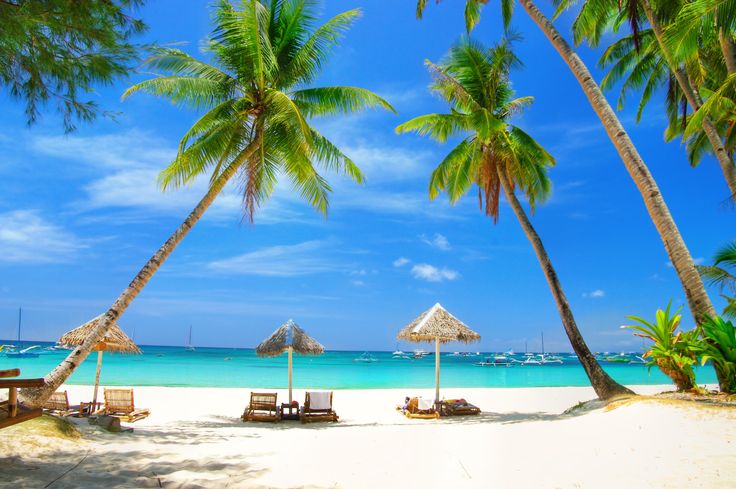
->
[396,38,632,400]
[555,0,736,198]
[415,0,717,326]
[21,0,393,407]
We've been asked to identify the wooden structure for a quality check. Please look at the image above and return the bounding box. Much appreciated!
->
[43,390,92,417]
[440,399,481,416]
[58,315,140,412]
[0,368,45,429]
[241,392,280,422]
[255,320,324,405]
[397,303,481,406]
[299,391,338,423]
[402,397,440,419]
[94,388,150,422]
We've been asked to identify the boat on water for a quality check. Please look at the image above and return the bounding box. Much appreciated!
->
[354,352,378,363]
[4,308,39,358]
[6,345,42,358]
[474,355,518,367]
[412,349,429,359]
[185,325,195,352]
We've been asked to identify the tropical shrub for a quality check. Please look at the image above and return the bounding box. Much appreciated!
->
[699,316,736,394]
[624,303,701,391]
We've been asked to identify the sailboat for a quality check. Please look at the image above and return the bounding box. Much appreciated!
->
[5,308,40,358]
[185,325,195,351]
[538,332,563,365]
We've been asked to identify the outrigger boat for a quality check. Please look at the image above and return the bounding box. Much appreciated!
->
[474,355,518,367]
[354,352,378,363]
[4,309,39,358]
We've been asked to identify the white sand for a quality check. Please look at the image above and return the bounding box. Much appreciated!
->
[3,384,736,488]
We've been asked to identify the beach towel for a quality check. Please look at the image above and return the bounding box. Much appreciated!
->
[417,397,434,411]
[309,391,331,410]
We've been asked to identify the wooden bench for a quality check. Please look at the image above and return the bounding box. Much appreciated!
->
[0,368,45,429]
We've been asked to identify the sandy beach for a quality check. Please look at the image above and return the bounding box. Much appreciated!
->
[2,384,735,488]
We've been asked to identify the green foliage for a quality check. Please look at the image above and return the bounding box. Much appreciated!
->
[0,0,146,131]
[396,37,553,221]
[415,0,514,33]
[624,302,700,391]
[699,315,736,393]
[124,0,393,221]
[697,240,736,319]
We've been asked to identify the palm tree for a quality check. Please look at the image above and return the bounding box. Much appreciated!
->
[415,0,717,327]
[396,38,632,400]
[555,0,736,198]
[21,0,394,407]
[698,241,736,319]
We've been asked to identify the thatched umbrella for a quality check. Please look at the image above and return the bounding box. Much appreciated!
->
[397,303,480,405]
[58,315,140,410]
[255,319,324,403]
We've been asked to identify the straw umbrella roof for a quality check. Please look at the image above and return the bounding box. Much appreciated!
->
[397,303,481,344]
[255,319,324,357]
[58,315,140,353]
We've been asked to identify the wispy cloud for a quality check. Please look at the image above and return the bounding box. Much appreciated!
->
[582,289,606,299]
[420,233,451,250]
[411,263,459,282]
[0,210,86,264]
[393,257,410,267]
[207,239,347,277]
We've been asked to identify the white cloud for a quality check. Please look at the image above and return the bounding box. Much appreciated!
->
[207,240,345,277]
[420,233,451,250]
[582,289,606,299]
[0,210,86,264]
[410,263,459,282]
[393,257,410,267]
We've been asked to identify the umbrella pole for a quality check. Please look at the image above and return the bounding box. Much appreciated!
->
[92,350,103,410]
[288,346,293,404]
[435,337,440,406]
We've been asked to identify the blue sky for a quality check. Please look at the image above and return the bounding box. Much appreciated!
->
[0,1,732,352]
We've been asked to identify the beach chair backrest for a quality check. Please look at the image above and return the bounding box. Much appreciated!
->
[250,392,277,410]
[44,391,69,411]
[305,391,333,412]
[104,388,135,414]
[406,397,419,413]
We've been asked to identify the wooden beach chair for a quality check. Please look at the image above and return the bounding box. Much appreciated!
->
[43,390,91,417]
[403,397,440,419]
[241,392,280,422]
[440,398,481,416]
[299,391,338,423]
[95,388,150,422]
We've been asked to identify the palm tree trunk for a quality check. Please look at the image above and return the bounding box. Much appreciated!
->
[518,0,717,325]
[20,141,259,408]
[719,28,736,75]
[640,0,736,199]
[498,169,633,400]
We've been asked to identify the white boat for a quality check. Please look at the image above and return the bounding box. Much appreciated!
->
[185,325,195,352]
[5,308,39,358]
[475,355,518,367]
[354,352,377,363]
[521,355,542,365]
[538,354,563,365]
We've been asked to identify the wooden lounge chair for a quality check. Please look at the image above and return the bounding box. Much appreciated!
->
[440,398,481,416]
[0,368,44,429]
[95,388,150,422]
[43,390,91,417]
[241,392,280,422]
[403,397,439,419]
[299,391,338,423]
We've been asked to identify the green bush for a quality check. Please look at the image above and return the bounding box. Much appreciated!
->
[699,316,736,394]
[624,303,701,391]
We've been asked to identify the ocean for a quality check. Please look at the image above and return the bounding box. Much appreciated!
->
[0,343,718,389]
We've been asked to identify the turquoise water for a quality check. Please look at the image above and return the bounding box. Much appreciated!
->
[0,344,717,389]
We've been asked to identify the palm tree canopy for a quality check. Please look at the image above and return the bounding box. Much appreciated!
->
[698,240,736,318]
[416,0,512,33]
[396,38,554,222]
[123,0,394,221]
